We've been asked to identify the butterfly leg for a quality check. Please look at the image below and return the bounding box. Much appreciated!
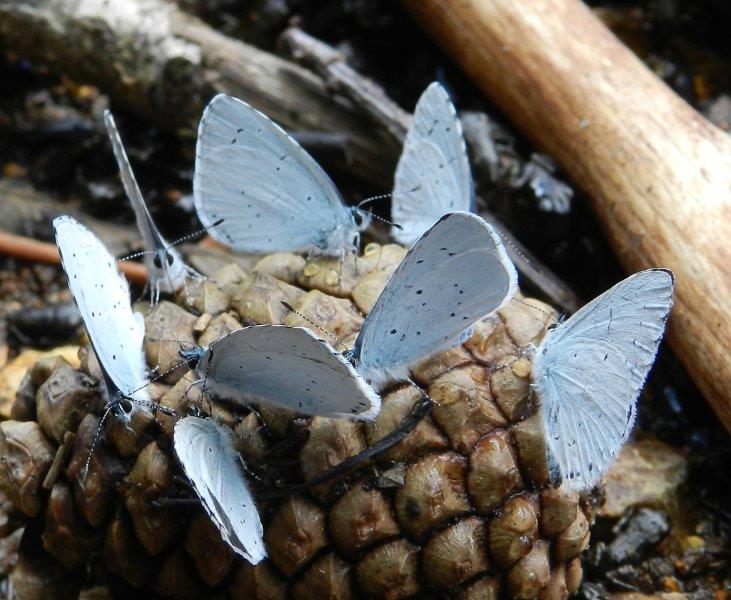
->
[133,280,150,305]
[337,247,346,294]
[151,497,201,509]
[151,280,161,305]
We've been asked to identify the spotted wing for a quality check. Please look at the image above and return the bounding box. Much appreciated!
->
[53,216,149,403]
[104,110,190,297]
[354,211,517,380]
[194,94,356,254]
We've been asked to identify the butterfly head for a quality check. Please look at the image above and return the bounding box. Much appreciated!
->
[317,209,372,254]
[152,249,175,270]
[116,397,134,415]
[350,207,373,232]
[145,244,194,300]
[179,345,206,369]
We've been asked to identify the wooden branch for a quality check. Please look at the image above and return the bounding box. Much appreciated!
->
[280,27,411,144]
[0,0,396,185]
[0,231,147,285]
[404,0,731,430]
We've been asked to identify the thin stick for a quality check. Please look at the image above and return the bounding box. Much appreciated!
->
[259,384,433,499]
[0,231,148,285]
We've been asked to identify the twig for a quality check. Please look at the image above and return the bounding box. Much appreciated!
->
[479,212,581,313]
[0,178,140,257]
[280,26,411,144]
[0,231,148,285]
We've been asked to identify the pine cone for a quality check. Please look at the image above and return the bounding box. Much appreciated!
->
[2,243,592,598]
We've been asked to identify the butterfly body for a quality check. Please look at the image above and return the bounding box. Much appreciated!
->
[173,416,265,563]
[188,325,380,420]
[54,216,150,417]
[350,211,517,391]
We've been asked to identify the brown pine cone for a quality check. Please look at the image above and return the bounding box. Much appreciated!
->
[1,243,592,599]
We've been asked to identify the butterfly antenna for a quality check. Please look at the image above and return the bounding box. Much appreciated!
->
[259,380,433,500]
[118,249,155,262]
[121,357,195,403]
[356,186,420,209]
[146,337,194,346]
[356,193,392,209]
[367,211,403,230]
[147,359,194,387]
[511,297,557,321]
[280,301,347,351]
[80,401,119,483]
[169,218,225,248]
[488,355,526,374]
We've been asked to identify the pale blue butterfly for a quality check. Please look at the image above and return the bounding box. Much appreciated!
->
[533,268,674,491]
[193,94,371,256]
[391,82,474,245]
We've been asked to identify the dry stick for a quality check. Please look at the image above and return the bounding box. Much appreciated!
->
[0,0,395,185]
[0,179,141,257]
[0,231,148,285]
[280,26,582,314]
[480,213,581,314]
[280,26,412,143]
[404,0,731,431]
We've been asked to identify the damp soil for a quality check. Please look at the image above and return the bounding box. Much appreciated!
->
[0,0,729,597]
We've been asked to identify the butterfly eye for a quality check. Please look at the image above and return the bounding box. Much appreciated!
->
[153,254,163,269]
[166,252,174,266]
[353,212,364,227]
[119,399,133,414]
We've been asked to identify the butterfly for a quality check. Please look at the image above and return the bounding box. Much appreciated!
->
[54,216,150,411]
[183,325,380,420]
[347,210,517,390]
[193,94,371,256]
[173,416,265,563]
[532,268,674,491]
[104,110,197,303]
[391,82,474,246]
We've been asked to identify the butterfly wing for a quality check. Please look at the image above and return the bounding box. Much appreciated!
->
[53,216,149,403]
[532,269,674,491]
[354,211,517,384]
[194,94,358,255]
[104,111,191,299]
[174,416,265,564]
[391,83,474,245]
[198,325,380,420]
